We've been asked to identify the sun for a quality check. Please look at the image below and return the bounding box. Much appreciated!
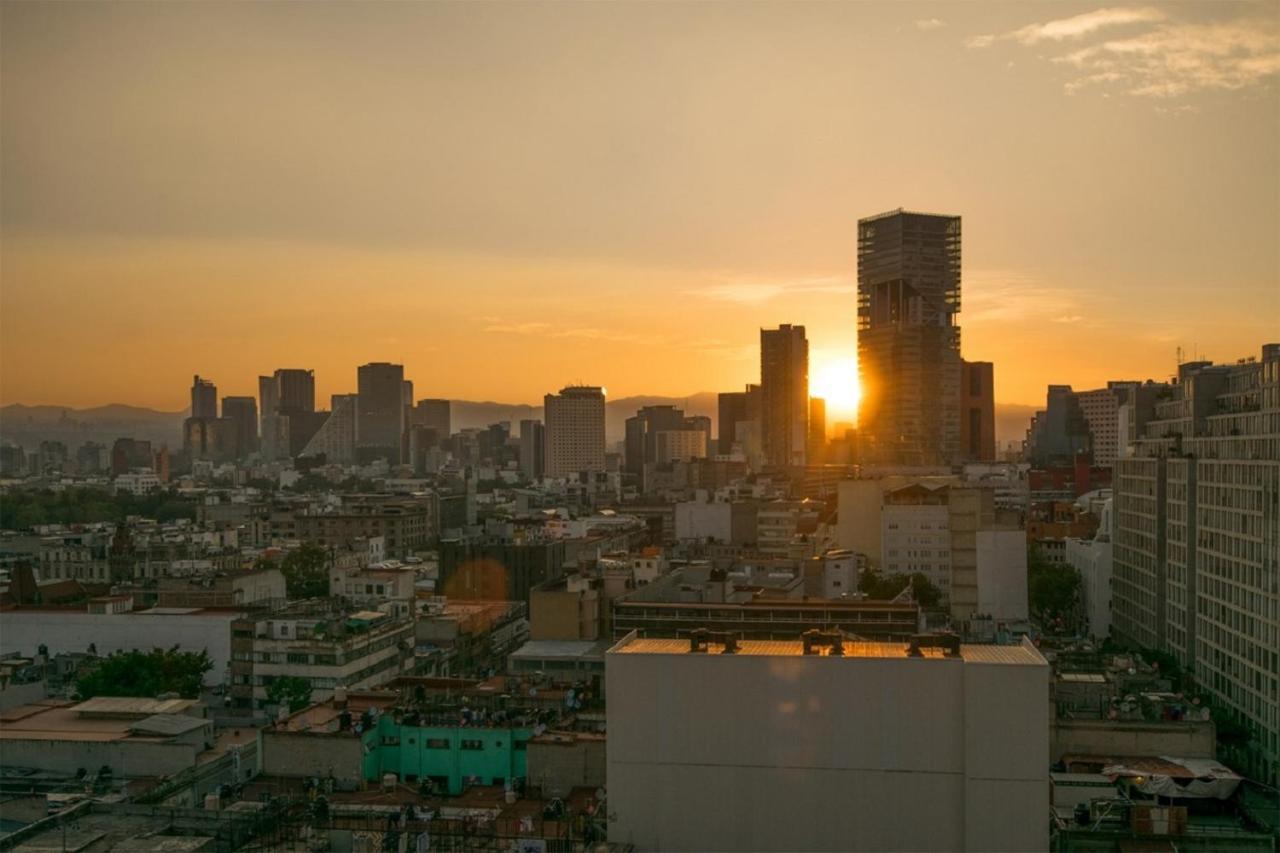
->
[811,357,860,422]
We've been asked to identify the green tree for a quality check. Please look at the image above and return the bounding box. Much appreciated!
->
[265,676,313,713]
[857,571,942,609]
[75,647,212,700]
[1027,544,1081,623]
[281,542,330,599]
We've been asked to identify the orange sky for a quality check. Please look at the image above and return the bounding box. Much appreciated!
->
[3,2,1277,418]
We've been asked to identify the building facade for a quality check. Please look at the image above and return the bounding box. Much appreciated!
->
[760,324,809,468]
[607,633,1049,852]
[356,362,406,461]
[1111,345,1280,784]
[543,386,606,478]
[856,210,962,467]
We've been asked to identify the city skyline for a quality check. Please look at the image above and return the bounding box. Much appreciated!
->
[3,2,1277,415]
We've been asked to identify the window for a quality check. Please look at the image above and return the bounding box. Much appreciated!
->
[460,739,484,751]
[426,738,450,750]
[287,653,310,665]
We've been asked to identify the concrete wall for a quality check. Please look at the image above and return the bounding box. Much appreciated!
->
[526,736,606,798]
[0,738,199,777]
[1051,719,1215,762]
[674,502,731,543]
[976,529,1029,621]
[0,611,238,685]
[835,480,883,565]
[606,641,1049,852]
[260,730,366,780]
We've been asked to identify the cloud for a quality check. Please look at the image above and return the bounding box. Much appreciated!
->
[693,276,854,305]
[1055,21,1280,97]
[969,7,1164,49]
[1015,7,1165,45]
[968,7,1280,99]
[915,18,946,31]
[482,321,551,335]
[963,270,1098,325]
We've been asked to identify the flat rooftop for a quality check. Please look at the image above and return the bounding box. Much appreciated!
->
[609,635,1046,665]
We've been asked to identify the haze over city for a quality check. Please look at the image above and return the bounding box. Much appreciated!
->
[3,1,1277,416]
[1,3,1279,852]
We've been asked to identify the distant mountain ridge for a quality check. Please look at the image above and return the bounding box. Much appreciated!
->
[1,397,1035,450]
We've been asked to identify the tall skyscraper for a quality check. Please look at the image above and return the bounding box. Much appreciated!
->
[1111,344,1280,785]
[519,419,545,480]
[543,386,606,477]
[191,375,217,419]
[409,399,451,440]
[960,360,996,462]
[760,324,809,468]
[299,394,357,464]
[274,369,315,413]
[718,390,748,454]
[808,397,826,464]
[220,396,259,458]
[856,209,962,466]
[356,362,406,460]
[258,375,279,442]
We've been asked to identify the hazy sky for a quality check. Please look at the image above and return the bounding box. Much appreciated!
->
[3,1,1278,419]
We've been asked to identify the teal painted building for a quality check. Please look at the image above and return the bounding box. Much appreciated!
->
[361,715,534,795]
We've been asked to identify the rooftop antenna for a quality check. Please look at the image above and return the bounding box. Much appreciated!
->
[1176,346,1183,366]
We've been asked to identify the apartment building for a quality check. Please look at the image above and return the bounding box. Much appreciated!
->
[1111,345,1280,784]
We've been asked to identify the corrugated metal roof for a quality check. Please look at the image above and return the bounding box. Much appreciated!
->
[611,637,1045,666]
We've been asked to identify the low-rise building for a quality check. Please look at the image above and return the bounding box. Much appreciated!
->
[229,603,414,713]
[606,631,1050,852]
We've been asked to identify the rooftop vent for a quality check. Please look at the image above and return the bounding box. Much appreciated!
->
[688,628,740,654]
[801,629,845,657]
[906,633,961,658]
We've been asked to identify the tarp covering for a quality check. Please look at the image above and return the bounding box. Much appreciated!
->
[1101,756,1242,800]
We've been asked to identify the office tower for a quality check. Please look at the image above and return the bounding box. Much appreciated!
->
[808,397,827,463]
[299,394,357,464]
[409,399,452,440]
[221,396,259,458]
[856,209,962,466]
[274,369,315,413]
[1075,384,1132,467]
[718,391,748,454]
[543,386,606,477]
[190,375,217,419]
[625,406,688,475]
[1111,344,1280,784]
[959,360,996,462]
[257,375,278,445]
[760,324,809,468]
[519,419,545,480]
[356,362,406,461]
[1025,385,1093,467]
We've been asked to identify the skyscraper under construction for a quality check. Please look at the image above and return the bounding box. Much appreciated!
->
[856,209,961,466]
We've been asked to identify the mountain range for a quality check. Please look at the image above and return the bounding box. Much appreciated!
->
[1,396,1034,450]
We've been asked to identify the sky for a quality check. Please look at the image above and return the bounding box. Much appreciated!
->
[2,1,1278,422]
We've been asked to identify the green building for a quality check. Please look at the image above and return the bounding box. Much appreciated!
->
[361,715,534,795]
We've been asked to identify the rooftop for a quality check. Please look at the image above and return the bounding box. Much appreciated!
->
[609,635,1046,665]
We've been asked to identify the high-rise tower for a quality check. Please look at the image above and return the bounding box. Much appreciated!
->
[856,210,961,466]
[760,324,809,468]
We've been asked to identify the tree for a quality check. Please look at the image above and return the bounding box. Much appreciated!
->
[281,542,330,599]
[265,676,313,713]
[1027,544,1081,623]
[75,647,212,700]
[857,571,943,609]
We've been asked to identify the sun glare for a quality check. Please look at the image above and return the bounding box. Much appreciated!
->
[811,357,860,422]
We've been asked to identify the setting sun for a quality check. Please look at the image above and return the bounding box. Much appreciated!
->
[811,356,860,424]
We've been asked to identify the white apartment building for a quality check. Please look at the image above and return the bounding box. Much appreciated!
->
[1065,498,1113,641]
[543,386,606,478]
[113,469,160,495]
[1076,386,1123,468]
[1112,345,1280,784]
[883,490,952,595]
[653,429,707,465]
[607,632,1049,852]
[229,604,413,710]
